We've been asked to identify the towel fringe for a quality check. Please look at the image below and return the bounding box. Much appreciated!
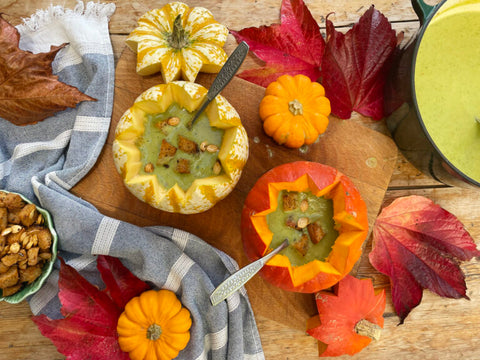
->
[17,1,115,33]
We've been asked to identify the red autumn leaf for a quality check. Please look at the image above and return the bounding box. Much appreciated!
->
[369,195,480,324]
[97,255,150,309]
[322,6,398,120]
[230,0,324,87]
[0,15,95,126]
[32,256,150,360]
[307,275,386,357]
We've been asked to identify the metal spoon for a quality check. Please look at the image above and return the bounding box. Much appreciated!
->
[210,239,289,306]
[187,41,249,129]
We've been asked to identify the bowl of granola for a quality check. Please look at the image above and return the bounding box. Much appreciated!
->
[0,190,58,303]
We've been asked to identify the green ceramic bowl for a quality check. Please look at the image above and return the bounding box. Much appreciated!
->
[0,191,58,304]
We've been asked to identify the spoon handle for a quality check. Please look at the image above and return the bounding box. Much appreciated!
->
[210,239,289,306]
[207,41,249,100]
[188,41,249,128]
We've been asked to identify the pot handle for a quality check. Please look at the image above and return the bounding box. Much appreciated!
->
[411,0,437,24]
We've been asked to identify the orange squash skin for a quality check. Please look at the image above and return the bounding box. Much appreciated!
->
[259,74,331,148]
[241,161,368,293]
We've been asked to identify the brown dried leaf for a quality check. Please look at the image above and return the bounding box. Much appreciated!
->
[0,15,95,126]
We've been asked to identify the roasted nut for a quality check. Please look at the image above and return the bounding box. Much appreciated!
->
[199,141,208,152]
[297,217,309,229]
[213,161,222,175]
[167,116,180,126]
[21,233,28,246]
[300,199,309,212]
[144,163,154,173]
[32,235,38,247]
[206,144,219,153]
[36,214,44,225]
[7,229,24,245]
[1,227,12,237]
[10,225,23,234]
[9,242,20,254]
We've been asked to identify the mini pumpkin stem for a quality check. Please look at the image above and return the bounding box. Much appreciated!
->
[288,99,303,115]
[354,319,382,341]
[169,14,189,50]
[147,323,162,341]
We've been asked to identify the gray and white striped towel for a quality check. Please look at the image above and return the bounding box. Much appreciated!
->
[0,2,264,359]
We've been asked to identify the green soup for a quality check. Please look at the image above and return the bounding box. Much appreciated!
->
[137,103,225,191]
[414,3,480,182]
[267,190,338,266]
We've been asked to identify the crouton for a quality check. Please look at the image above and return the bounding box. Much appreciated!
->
[18,204,38,227]
[178,135,198,154]
[0,266,18,289]
[283,192,298,211]
[27,247,39,266]
[37,229,52,251]
[292,234,309,256]
[175,159,190,174]
[285,215,297,229]
[0,208,7,231]
[157,139,177,165]
[1,283,22,296]
[0,192,24,210]
[19,265,42,284]
[0,262,10,274]
[7,209,21,224]
[307,221,325,244]
[1,254,18,267]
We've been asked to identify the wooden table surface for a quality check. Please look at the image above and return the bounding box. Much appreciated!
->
[1,0,480,359]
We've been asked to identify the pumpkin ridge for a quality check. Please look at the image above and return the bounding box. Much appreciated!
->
[242,162,368,292]
[117,289,192,360]
[259,75,330,148]
[127,4,228,83]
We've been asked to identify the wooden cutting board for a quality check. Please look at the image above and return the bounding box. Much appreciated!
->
[72,49,397,330]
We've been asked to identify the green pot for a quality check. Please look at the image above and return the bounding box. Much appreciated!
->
[386,0,480,188]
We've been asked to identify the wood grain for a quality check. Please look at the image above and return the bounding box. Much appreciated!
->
[2,0,479,360]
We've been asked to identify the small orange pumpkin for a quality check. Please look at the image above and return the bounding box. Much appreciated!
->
[117,289,192,360]
[259,74,331,148]
[241,161,368,293]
